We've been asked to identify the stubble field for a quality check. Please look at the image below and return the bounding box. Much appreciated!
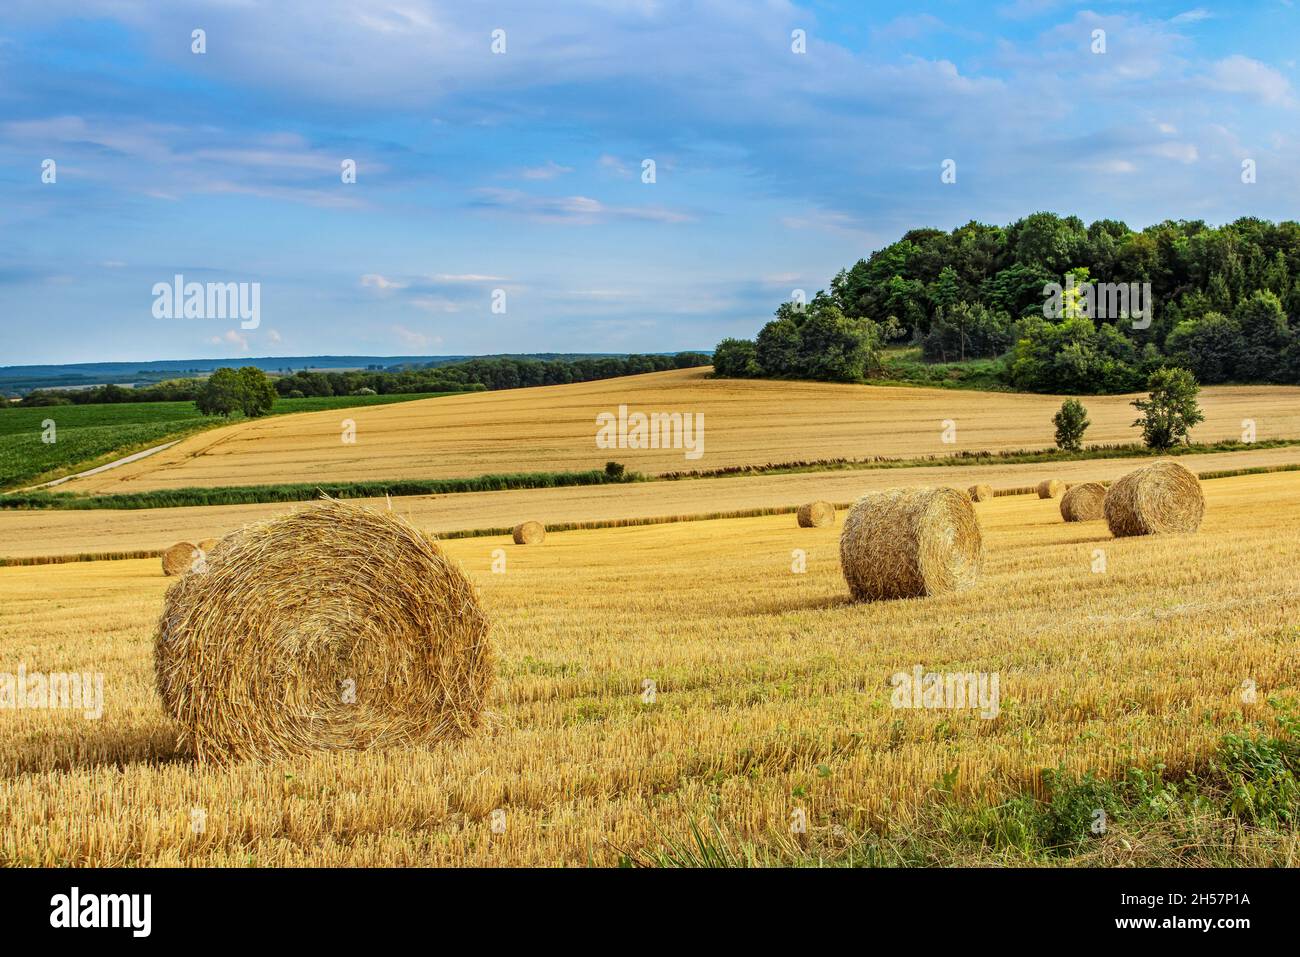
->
[49,368,1300,493]
[2,470,1297,866]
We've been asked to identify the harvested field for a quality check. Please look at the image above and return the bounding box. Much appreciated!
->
[1,470,1296,866]
[4,445,1300,563]
[48,369,1300,494]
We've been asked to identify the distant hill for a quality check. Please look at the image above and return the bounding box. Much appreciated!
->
[0,353,703,395]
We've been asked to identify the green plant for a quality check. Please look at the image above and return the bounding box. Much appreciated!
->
[1052,398,1090,451]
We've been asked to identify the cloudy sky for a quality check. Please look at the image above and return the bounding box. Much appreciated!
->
[1,0,1297,364]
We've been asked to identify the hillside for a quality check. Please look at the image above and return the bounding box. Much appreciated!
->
[49,367,1300,494]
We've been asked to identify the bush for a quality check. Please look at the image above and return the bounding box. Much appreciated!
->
[1131,367,1205,450]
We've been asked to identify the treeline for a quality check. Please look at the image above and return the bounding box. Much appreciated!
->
[715,214,1300,393]
[16,353,711,406]
[273,353,709,397]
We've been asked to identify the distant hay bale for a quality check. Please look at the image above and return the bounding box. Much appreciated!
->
[197,538,219,553]
[839,487,984,602]
[796,501,835,527]
[154,499,494,765]
[512,521,546,545]
[1037,479,1065,499]
[967,484,993,502]
[161,541,198,576]
[1104,460,1205,537]
[1059,482,1106,522]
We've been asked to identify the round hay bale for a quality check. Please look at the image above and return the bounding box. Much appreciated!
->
[839,487,984,602]
[1037,479,1065,499]
[967,484,993,502]
[161,541,198,577]
[796,501,835,527]
[1103,460,1205,537]
[1059,482,1106,522]
[197,538,219,553]
[154,499,493,765]
[512,521,546,545]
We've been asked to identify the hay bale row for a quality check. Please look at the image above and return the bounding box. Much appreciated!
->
[1036,479,1065,500]
[796,501,835,527]
[1104,460,1204,537]
[967,484,993,502]
[1059,482,1106,522]
[839,487,983,602]
[155,499,493,765]
[512,521,546,545]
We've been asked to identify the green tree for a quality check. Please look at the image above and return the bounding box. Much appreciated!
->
[195,367,244,417]
[1131,367,1205,450]
[754,316,803,377]
[236,366,277,417]
[1052,398,1090,452]
[711,338,760,378]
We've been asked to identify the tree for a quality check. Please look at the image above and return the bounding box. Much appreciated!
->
[1131,367,1204,450]
[1052,398,1090,452]
[195,368,243,417]
[236,366,277,417]
[754,317,802,377]
[711,338,760,378]
[195,366,276,418]
[1165,312,1242,383]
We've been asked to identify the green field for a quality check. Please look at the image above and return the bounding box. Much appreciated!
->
[0,393,455,490]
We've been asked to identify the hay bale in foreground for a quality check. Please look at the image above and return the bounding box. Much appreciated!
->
[1059,482,1106,522]
[1104,460,1205,537]
[796,501,835,527]
[1037,479,1065,499]
[512,521,546,545]
[840,487,983,602]
[161,541,198,576]
[154,499,494,765]
[967,484,993,502]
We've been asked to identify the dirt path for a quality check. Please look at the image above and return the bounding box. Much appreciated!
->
[19,440,183,492]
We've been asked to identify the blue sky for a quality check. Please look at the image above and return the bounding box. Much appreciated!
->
[1,0,1297,364]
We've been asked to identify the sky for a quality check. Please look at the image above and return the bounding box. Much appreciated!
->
[1,0,1298,365]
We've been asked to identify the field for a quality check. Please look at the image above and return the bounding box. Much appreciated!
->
[0,393,456,491]
[47,368,1300,493]
[2,470,1298,866]
[6,443,1300,562]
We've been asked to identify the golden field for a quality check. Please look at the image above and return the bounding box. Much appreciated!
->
[52,368,1300,493]
[1,470,1297,866]
[7,445,1300,563]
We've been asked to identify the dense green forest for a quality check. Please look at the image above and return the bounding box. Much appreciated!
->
[714,214,1300,393]
[16,352,711,406]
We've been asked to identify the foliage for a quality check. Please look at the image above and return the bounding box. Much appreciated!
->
[1052,398,1090,452]
[719,214,1300,393]
[1131,367,1205,450]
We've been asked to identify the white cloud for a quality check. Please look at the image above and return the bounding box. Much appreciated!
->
[360,273,407,291]
[1204,55,1294,104]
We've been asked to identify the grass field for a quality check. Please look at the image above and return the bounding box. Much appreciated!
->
[1,471,1297,866]
[48,368,1300,494]
[0,393,457,491]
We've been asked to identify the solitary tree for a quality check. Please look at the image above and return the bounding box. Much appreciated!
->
[195,366,276,418]
[195,368,243,417]
[1131,367,1204,450]
[1053,398,1090,451]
